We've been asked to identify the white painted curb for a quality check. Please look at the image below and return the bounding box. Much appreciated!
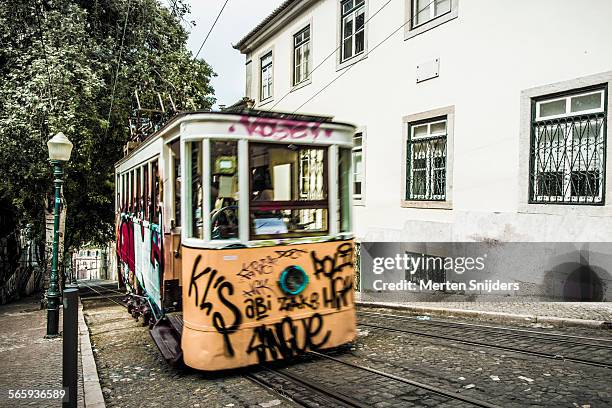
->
[357,301,611,329]
[78,299,106,408]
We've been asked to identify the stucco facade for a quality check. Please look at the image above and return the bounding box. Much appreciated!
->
[235,0,612,245]
[241,0,612,241]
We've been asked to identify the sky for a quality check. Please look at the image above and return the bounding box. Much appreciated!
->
[183,0,286,109]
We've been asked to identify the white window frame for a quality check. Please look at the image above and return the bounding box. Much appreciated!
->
[405,0,458,40]
[293,25,311,87]
[260,51,273,102]
[535,89,605,121]
[352,129,365,205]
[519,71,612,217]
[412,0,451,28]
[337,0,367,69]
[401,106,454,209]
[530,88,607,205]
[340,0,366,62]
[407,118,448,201]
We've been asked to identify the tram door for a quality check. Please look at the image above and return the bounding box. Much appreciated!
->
[164,140,182,308]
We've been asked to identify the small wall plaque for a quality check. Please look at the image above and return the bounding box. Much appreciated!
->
[416,58,440,83]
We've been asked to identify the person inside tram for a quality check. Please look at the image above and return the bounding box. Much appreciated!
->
[252,169,274,201]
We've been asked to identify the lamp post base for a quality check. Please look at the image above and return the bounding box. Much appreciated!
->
[46,307,60,337]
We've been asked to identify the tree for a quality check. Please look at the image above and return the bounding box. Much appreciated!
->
[0,0,215,256]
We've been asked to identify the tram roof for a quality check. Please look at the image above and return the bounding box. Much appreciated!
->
[115,109,355,168]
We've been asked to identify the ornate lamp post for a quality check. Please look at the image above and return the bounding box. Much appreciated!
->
[46,132,73,337]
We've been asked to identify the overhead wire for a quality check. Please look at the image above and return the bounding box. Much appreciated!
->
[194,0,230,59]
[268,0,395,111]
[105,0,133,137]
[291,0,437,113]
[31,0,55,114]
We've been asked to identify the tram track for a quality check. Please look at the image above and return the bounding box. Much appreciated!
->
[77,284,499,406]
[311,351,500,408]
[78,281,128,309]
[246,367,371,408]
[358,310,612,346]
[357,311,612,369]
[247,351,500,408]
[73,285,609,406]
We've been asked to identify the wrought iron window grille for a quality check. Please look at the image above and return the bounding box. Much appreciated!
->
[529,88,607,206]
[406,117,447,201]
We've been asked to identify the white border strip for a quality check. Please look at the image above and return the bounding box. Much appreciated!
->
[78,299,106,408]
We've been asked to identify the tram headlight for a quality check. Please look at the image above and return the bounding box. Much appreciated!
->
[279,265,309,296]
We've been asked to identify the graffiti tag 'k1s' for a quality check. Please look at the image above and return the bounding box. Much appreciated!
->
[189,255,242,356]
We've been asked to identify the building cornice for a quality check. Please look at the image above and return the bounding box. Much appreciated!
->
[233,0,318,54]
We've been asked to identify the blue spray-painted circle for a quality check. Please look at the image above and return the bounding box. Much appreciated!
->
[279,265,309,295]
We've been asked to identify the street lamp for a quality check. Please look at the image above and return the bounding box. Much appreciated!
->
[46,132,73,337]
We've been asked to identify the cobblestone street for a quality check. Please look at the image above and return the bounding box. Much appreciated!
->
[0,295,84,408]
[81,291,612,408]
[82,296,296,408]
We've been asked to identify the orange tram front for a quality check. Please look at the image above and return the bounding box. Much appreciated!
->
[114,110,357,370]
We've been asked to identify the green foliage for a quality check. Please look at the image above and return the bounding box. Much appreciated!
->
[0,0,215,250]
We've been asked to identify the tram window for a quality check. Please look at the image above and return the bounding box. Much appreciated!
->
[249,143,328,238]
[116,173,120,212]
[188,142,203,238]
[151,160,160,225]
[170,140,181,227]
[136,167,141,215]
[132,170,137,214]
[129,171,134,213]
[143,164,149,220]
[121,174,125,211]
[123,173,127,212]
[339,148,352,232]
[210,141,239,240]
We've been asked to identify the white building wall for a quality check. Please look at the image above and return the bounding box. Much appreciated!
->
[242,0,612,243]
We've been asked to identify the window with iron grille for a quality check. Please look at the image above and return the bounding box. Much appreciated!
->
[404,252,446,285]
[340,0,365,62]
[260,52,273,101]
[352,131,364,203]
[293,25,311,86]
[406,117,447,201]
[529,87,607,205]
[412,0,452,28]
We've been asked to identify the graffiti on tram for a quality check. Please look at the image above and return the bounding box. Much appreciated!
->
[228,116,333,141]
[187,242,354,362]
[116,213,164,309]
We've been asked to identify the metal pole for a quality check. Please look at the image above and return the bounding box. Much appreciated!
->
[70,251,76,285]
[47,161,63,337]
[62,287,78,408]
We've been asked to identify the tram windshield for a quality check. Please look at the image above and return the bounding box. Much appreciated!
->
[183,122,352,244]
[249,143,328,238]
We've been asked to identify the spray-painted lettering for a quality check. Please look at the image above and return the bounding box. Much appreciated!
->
[237,249,306,281]
[189,255,242,356]
[311,243,354,310]
[278,293,320,312]
[246,313,331,363]
[229,116,333,141]
[243,278,274,297]
[244,295,272,321]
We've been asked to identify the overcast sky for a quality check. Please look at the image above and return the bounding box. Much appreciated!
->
[183,0,285,109]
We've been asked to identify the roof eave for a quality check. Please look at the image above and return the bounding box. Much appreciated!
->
[234,0,317,54]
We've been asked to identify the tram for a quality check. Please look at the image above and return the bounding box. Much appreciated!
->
[114,109,357,370]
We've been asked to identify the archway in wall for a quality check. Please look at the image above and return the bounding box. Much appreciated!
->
[563,265,604,302]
